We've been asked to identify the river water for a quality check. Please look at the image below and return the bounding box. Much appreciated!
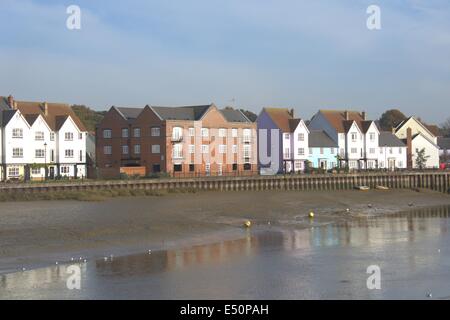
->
[1,205,450,299]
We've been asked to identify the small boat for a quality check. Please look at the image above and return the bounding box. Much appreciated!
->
[354,186,370,191]
[376,185,389,190]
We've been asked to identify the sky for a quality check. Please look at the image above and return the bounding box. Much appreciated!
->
[1,0,449,123]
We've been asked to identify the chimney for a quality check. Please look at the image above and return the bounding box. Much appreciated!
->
[43,102,48,116]
[406,127,413,169]
[7,95,14,109]
[289,108,294,117]
[344,111,349,120]
[12,101,18,110]
[391,127,396,134]
[362,111,367,120]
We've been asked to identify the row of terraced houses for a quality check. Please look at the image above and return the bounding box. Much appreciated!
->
[0,95,442,181]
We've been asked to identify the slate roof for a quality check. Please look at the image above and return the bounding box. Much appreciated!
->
[1,109,17,127]
[309,130,338,147]
[438,137,450,150]
[150,105,211,121]
[115,107,144,120]
[379,132,406,147]
[219,108,250,123]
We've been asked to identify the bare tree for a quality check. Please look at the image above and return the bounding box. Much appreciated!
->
[440,117,450,137]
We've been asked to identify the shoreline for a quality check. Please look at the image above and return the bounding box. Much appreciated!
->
[1,189,450,275]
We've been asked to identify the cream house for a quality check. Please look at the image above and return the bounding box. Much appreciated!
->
[394,117,440,169]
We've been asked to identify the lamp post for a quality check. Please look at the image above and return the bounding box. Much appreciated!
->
[384,144,387,171]
[44,142,47,180]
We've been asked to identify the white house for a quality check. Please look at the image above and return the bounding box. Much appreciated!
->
[378,132,407,170]
[394,117,440,169]
[0,95,88,181]
[257,108,309,174]
[309,110,381,169]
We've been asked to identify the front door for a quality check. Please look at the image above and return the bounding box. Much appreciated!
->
[319,159,327,169]
[388,158,396,171]
[49,167,55,179]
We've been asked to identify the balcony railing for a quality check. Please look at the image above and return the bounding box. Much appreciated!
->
[172,152,184,159]
[171,135,183,143]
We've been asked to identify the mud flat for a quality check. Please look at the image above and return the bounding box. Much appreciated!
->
[0,189,449,273]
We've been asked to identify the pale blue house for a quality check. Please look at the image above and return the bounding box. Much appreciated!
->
[308,130,339,169]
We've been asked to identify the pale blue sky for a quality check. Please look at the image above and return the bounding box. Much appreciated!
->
[1,0,449,123]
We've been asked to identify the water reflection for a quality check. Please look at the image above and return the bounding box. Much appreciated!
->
[1,205,449,299]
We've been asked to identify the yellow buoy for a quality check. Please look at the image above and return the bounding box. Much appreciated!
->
[244,220,252,228]
[309,212,315,218]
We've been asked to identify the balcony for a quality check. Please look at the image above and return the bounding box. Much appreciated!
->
[171,135,183,143]
[243,136,251,143]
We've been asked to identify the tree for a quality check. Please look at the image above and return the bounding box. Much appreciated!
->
[440,117,450,137]
[415,148,430,170]
[378,109,407,131]
[71,105,106,132]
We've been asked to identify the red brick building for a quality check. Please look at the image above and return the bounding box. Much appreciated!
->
[96,104,257,178]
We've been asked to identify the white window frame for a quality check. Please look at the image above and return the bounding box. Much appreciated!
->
[122,145,129,155]
[35,131,44,141]
[104,146,112,155]
[12,128,23,138]
[65,149,74,158]
[151,145,160,154]
[151,127,161,137]
[65,132,74,141]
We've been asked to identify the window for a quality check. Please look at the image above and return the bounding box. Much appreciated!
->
[320,148,324,155]
[61,166,70,174]
[202,145,209,154]
[389,148,393,154]
[189,145,195,154]
[12,128,23,138]
[65,132,73,141]
[219,128,226,137]
[153,164,161,173]
[12,148,23,158]
[79,133,83,140]
[152,145,160,154]
[340,148,345,156]
[331,148,335,154]
[134,145,141,154]
[133,128,141,138]
[31,168,41,175]
[173,144,182,158]
[50,150,55,162]
[243,129,251,143]
[298,148,305,156]
[104,146,112,155]
[172,127,183,140]
[295,161,303,171]
[369,148,375,154]
[103,129,112,139]
[122,128,129,138]
[35,131,44,141]
[218,164,223,176]
[399,161,403,167]
[243,163,252,171]
[284,133,290,140]
[351,148,357,154]
[8,167,19,177]
[189,164,195,172]
[205,163,211,175]
[243,145,251,158]
[50,132,55,141]
[65,149,74,158]
[298,133,304,141]
[79,150,83,162]
[232,145,237,154]
[231,128,238,138]
[309,148,313,155]
[232,163,238,171]
[35,149,45,158]
[122,145,129,154]
[351,133,357,142]
[151,127,161,137]
[399,148,403,154]
[284,148,290,159]
[219,145,226,154]
[189,127,195,137]
[173,164,182,172]
[201,128,209,138]
[369,133,375,141]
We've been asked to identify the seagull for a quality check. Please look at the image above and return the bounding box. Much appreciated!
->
[84,259,87,263]
[148,250,152,255]
[70,257,74,261]
[104,257,108,261]
[22,267,26,272]
[368,204,373,208]
[346,208,350,213]
[408,203,414,207]
[426,292,432,298]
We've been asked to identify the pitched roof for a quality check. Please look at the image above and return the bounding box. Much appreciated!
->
[309,130,338,147]
[395,116,437,138]
[0,96,11,111]
[379,132,406,147]
[425,124,440,137]
[1,109,17,127]
[288,118,301,132]
[262,108,297,133]
[115,107,144,120]
[220,108,250,123]
[438,137,450,150]
[401,132,439,148]
[151,105,212,121]
[318,110,367,133]
[24,114,39,126]
[13,100,87,131]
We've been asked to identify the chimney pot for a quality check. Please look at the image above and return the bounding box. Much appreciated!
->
[362,111,367,120]
[43,102,48,116]
[13,101,17,110]
[344,111,349,120]
[289,108,294,117]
